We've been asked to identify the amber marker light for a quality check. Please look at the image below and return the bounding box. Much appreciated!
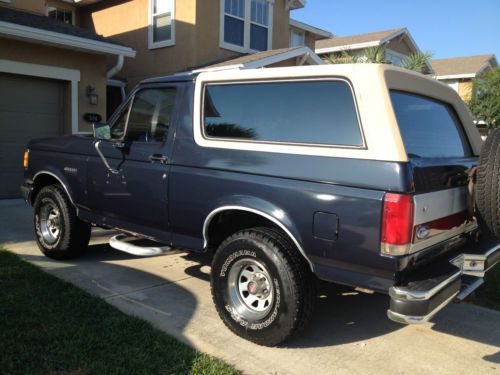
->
[23,149,29,170]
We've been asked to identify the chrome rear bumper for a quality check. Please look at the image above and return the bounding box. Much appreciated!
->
[388,240,500,324]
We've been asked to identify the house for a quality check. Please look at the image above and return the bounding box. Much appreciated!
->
[288,18,332,48]
[430,54,498,102]
[79,0,324,103]
[0,1,136,198]
[315,27,431,72]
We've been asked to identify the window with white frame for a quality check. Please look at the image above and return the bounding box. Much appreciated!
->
[289,28,305,47]
[149,0,175,49]
[46,6,74,25]
[221,0,273,53]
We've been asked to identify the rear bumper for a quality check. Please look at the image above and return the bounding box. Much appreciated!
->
[388,239,500,324]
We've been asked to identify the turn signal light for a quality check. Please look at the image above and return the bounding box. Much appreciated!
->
[23,149,29,170]
[380,193,414,256]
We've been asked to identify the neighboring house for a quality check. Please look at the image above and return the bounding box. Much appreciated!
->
[289,18,332,48]
[430,54,498,139]
[79,0,322,105]
[315,27,432,72]
[0,1,136,198]
[430,54,498,102]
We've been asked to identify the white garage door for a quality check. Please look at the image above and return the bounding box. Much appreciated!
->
[0,73,64,198]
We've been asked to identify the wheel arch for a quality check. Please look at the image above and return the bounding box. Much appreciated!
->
[203,205,314,272]
[32,170,76,207]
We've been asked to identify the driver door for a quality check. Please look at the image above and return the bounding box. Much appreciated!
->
[86,85,177,241]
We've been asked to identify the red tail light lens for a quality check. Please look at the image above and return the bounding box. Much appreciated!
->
[381,193,414,255]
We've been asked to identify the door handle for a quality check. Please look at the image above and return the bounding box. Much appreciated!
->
[149,154,168,164]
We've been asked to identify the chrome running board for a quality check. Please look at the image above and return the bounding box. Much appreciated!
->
[109,234,172,256]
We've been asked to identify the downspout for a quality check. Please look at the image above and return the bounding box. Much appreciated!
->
[106,55,124,79]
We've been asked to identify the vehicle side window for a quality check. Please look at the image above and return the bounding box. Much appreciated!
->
[203,80,363,147]
[123,87,176,143]
[390,91,472,158]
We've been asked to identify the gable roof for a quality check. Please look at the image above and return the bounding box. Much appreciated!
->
[289,19,332,39]
[315,28,409,54]
[0,7,135,57]
[194,46,323,72]
[430,54,498,79]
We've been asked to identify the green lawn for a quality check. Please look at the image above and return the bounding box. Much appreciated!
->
[475,263,500,311]
[0,249,241,375]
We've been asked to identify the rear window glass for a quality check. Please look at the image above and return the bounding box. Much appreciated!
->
[203,80,363,147]
[390,91,472,158]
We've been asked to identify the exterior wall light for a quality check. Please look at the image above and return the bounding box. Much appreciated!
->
[86,85,98,105]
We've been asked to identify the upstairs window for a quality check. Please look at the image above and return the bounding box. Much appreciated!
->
[289,28,305,47]
[149,0,175,49]
[46,7,74,25]
[221,0,273,53]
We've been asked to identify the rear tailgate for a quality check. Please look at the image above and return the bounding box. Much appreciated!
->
[390,91,478,253]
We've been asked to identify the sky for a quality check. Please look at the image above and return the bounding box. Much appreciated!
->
[292,0,500,60]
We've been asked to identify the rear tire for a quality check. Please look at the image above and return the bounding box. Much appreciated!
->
[33,185,91,260]
[210,227,316,346]
[475,129,500,239]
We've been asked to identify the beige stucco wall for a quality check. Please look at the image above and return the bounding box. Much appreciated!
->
[0,38,107,133]
[2,0,77,19]
[81,0,291,88]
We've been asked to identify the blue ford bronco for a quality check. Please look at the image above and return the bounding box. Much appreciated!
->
[21,65,500,346]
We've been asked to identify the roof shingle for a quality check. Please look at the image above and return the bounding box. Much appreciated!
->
[315,28,405,51]
[0,6,123,46]
[430,55,498,77]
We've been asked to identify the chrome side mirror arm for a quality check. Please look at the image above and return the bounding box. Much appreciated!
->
[94,140,120,174]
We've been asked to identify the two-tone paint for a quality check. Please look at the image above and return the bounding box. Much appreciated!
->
[23,64,484,293]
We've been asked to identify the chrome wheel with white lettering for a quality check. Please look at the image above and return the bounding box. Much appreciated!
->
[210,227,316,346]
[34,184,91,260]
[39,203,61,245]
[227,258,274,321]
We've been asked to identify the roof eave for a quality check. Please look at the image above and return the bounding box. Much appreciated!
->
[0,21,136,57]
[289,19,332,39]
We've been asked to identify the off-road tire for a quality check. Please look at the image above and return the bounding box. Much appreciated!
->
[475,129,500,239]
[33,184,91,260]
[210,227,316,346]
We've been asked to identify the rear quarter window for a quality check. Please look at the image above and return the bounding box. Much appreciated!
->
[203,80,363,147]
[390,91,472,158]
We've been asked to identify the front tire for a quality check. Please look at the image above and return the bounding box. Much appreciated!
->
[33,185,91,260]
[210,227,316,346]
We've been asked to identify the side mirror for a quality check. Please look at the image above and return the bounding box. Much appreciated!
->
[93,123,111,141]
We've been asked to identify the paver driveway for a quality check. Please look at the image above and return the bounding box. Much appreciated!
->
[1,199,499,375]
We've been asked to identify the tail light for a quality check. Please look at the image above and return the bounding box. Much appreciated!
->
[380,193,414,256]
[23,149,29,170]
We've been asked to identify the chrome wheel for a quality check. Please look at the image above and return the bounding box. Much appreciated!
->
[39,202,61,245]
[227,258,274,321]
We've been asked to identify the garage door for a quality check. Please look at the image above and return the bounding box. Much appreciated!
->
[0,74,64,198]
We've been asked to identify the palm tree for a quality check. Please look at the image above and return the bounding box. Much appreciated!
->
[324,51,357,64]
[363,46,388,63]
[401,51,434,73]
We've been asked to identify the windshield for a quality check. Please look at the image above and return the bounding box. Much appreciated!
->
[390,91,472,158]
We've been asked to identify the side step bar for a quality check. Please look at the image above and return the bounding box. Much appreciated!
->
[109,234,172,256]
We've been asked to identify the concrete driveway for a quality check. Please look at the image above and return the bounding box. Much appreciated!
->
[1,199,499,375]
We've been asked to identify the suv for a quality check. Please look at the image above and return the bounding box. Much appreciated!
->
[21,64,500,346]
